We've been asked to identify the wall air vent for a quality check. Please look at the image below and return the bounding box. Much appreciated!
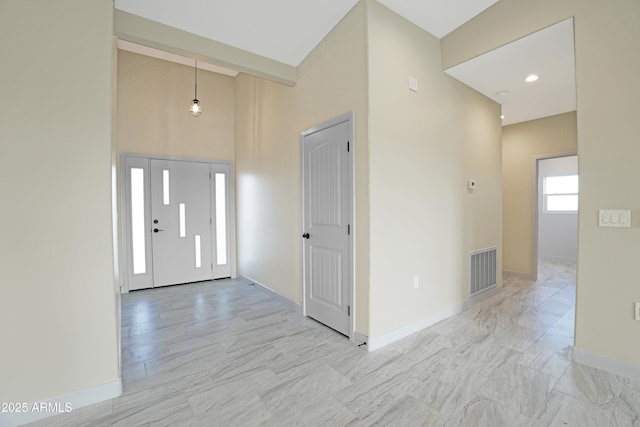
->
[469,247,497,296]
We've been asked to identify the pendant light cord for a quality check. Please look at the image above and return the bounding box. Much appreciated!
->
[194,60,198,99]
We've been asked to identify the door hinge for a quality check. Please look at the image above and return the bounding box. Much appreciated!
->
[211,263,213,270]
[348,305,351,316]
[209,172,212,180]
[347,224,351,235]
[210,218,212,225]
[347,141,350,152]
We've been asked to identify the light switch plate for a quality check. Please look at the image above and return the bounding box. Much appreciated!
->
[599,210,631,228]
[635,302,640,320]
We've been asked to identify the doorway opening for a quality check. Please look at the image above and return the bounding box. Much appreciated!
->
[534,154,578,346]
[535,155,578,271]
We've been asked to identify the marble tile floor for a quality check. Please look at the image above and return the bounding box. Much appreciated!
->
[29,262,640,426]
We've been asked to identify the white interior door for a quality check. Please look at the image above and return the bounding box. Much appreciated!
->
[302,117,352,336]
[150,159,212,287]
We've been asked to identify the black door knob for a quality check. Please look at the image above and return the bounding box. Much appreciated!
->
[302,233,310,239]
[153,228,164,233]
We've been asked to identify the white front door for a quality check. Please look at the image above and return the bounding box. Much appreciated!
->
[123,156,235,291]
[302,116,352,337]
[150,159,212,287]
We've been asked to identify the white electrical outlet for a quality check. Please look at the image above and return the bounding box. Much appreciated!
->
[409,77,418,92]
[413,275,419,289]
[635,302,640,320]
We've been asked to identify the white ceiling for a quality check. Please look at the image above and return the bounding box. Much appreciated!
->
[114,0,577,126]
[113,0,499,66]
[377,0,499,39]
[445,18,576,126]
[114,0,359,67]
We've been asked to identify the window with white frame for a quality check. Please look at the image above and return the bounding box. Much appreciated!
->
[543,174,579,212]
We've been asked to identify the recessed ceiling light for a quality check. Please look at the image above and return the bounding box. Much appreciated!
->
[496,90,509,97]
[525,74,539,83]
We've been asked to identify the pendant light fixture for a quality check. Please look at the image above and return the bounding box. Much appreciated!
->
[189,59,202,117]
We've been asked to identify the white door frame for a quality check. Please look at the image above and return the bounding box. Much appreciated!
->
[119,153,236,293]
[300,112,355,342]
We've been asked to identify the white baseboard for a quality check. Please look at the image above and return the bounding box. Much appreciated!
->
[503,270,535,279]
[367,304,465,351]
[367,287,500,352]
[0,378,122,427]
[238,274,302,313]
[574,347,640,381]
[539,256,577,264]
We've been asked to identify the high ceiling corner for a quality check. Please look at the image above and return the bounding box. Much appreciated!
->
[376,0,500,39]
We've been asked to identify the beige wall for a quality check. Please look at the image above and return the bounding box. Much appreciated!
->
[116,50,235,161]
[502,112,577,277]
[367,1,502,338]
[234,75,299,300]
[444,0,640,368]
[0,0,119,403]
[234,1,370,333]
